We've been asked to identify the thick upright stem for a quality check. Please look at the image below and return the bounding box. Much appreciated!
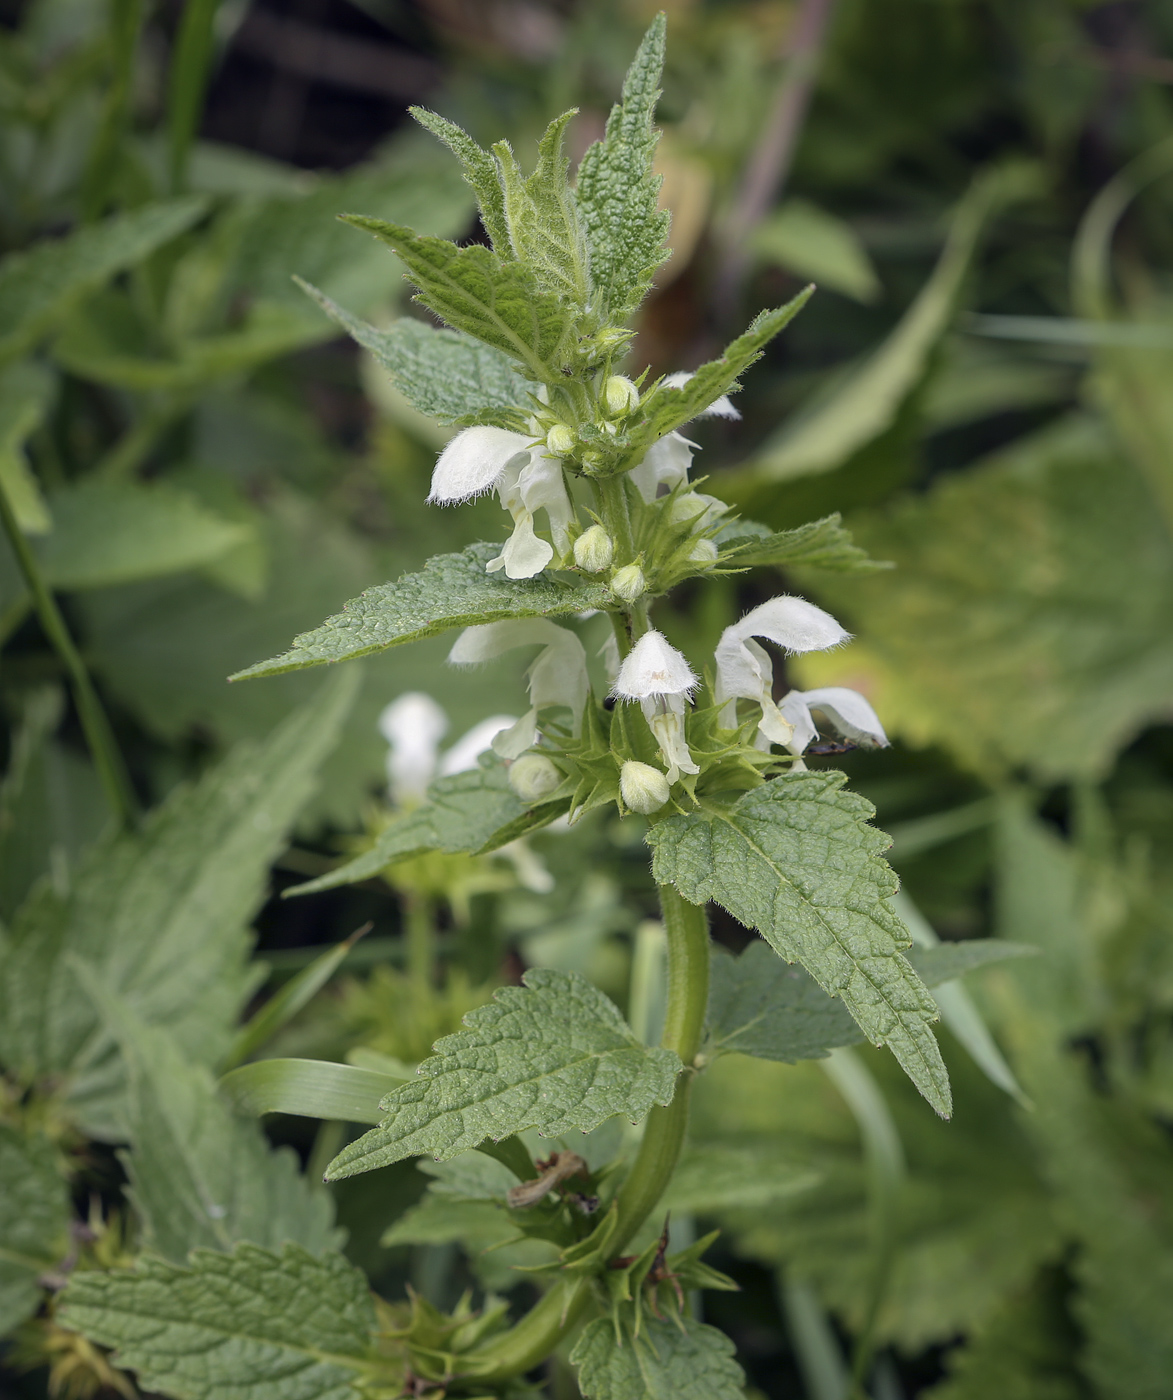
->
[594,474,636,566]
[0,477,136,827]
[404,893,434,991]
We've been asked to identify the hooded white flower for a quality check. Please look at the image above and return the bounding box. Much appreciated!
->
[449,618,589,757]
[715,597,850,750]
[779,686,889,755]
[379,692,515,805]
[485,451,575,580]
[612,630,700,784]
[428,426,531,503]
[628,432,697,505]
[662,370,741,420]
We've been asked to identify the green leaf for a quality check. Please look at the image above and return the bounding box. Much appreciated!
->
[298,282,532,428]
[0,672,357,1139]
[31,477,247,590]
[647,771,952,1116]
[751,199,881,304]
[220,1058,406,1125]
[59,1244,381,1400]
[748,165,1035,483]
[410,107,512,253]
[632,290,812,448]
[494,109,590,307]
[77,974,341,1263]
[800,414,1173,781]
[339,216,577,381]
[575,14,671,321]
[0,1125,70,1334]
[0,360,54,533]
[663,1140,818,1213]
[0,198,208,364]
[705,940,1029,1065]
[571,1314,746,1400]
[286,756,567,896]
[231,541,611,679]
[325,970,680,1179]
[717,512,888,572]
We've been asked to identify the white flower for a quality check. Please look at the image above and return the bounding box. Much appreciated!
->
[379,693,515,805]
[486,451,575,580]
[715,597,850,749]
[628,431,697,505]
[449,618,589,756]
[779,686,889,755]
[662,370,741,420]
[612,631,700,784]
[428,426,531,503]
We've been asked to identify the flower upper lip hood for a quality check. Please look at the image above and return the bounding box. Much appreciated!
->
[780,686,889,755]
[612,630,698,700]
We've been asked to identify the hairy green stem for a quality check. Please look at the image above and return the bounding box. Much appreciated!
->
[0,476,136,827]
[404,892,434,991]
[461,885,710,1381]
[593,474,636,566]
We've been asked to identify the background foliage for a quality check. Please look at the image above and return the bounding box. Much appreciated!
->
[1,0,1172,1395]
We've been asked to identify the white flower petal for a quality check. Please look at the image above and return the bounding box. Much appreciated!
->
[379,692,449,803]
[491,708,540,760]
[778,692,818,754]
[612,630,698,700]
[518,453,574,552]
[428,426,532,504]
[628,431,698,504]
[662,370,742,421]
[488,513,555,579]
[641,695,699,783]
[438,714,519,775]
[448,619,589,732]
[725,596,849,661]
[793,686,889,749]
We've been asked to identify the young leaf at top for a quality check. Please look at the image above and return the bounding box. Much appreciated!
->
[494,109,591,308]
[286,756,568,896]
[575,13,671,321]
[705,939,1033,1065]
[76,972,341,1264]
[231,542,611,679]
[325,969,680,1179]
[339,217,578,381]
[297,280,533,429]
[571,1313,746,1400]
[647,770,952,1115]
[0,1125,70,1334]
[410,107,513,253]
[59,1244,382,1400]
[0,672,357,1140]
[716,512,889,573]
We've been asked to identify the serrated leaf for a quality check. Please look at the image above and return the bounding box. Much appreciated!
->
[717,512,887,572]
[340,217,577,381]
[575,14,671,321]
[664,1140,818,1213]
[30,478,247,590]
[298,281,533,427]
[494,109,590,308]
[325,970,680,1179]
[571,1314,745,1400]
[631,291,812,450]
[410,108,512,253]
[232,542,611,679]
[0,1125,70,1334]
[220,1058,406,1125]
[0,360,54,533]
[286,756,567,896]
[0,198,208,364]
[705,940,1029,1065]
[76,975,341,1264]
[799,414,1173,781]
[59,1243,381,1400]
[647,771,951,1115]
[0,673,357,1139]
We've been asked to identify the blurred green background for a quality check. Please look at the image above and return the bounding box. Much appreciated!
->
[1,0,1172,1395]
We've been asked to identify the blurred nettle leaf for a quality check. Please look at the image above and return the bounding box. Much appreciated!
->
[0,361,54,534]
[649,771,951,1115]
[798,417,1173,781]
[59,1245,382,1400]
[0,674,356,1138]
[571,1313,746,1400]
[325,970,681,1179]
[750,199,881,304]
[0,1126,70,1335]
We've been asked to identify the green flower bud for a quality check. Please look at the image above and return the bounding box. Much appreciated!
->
[573,525,614,572]
[688,538,719,564]
[668,492,709,524]
[603,375,640,416]
[546,423,575,456]
[610,563,646,603]
[508,753,561,802]
[620,760,670,814]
